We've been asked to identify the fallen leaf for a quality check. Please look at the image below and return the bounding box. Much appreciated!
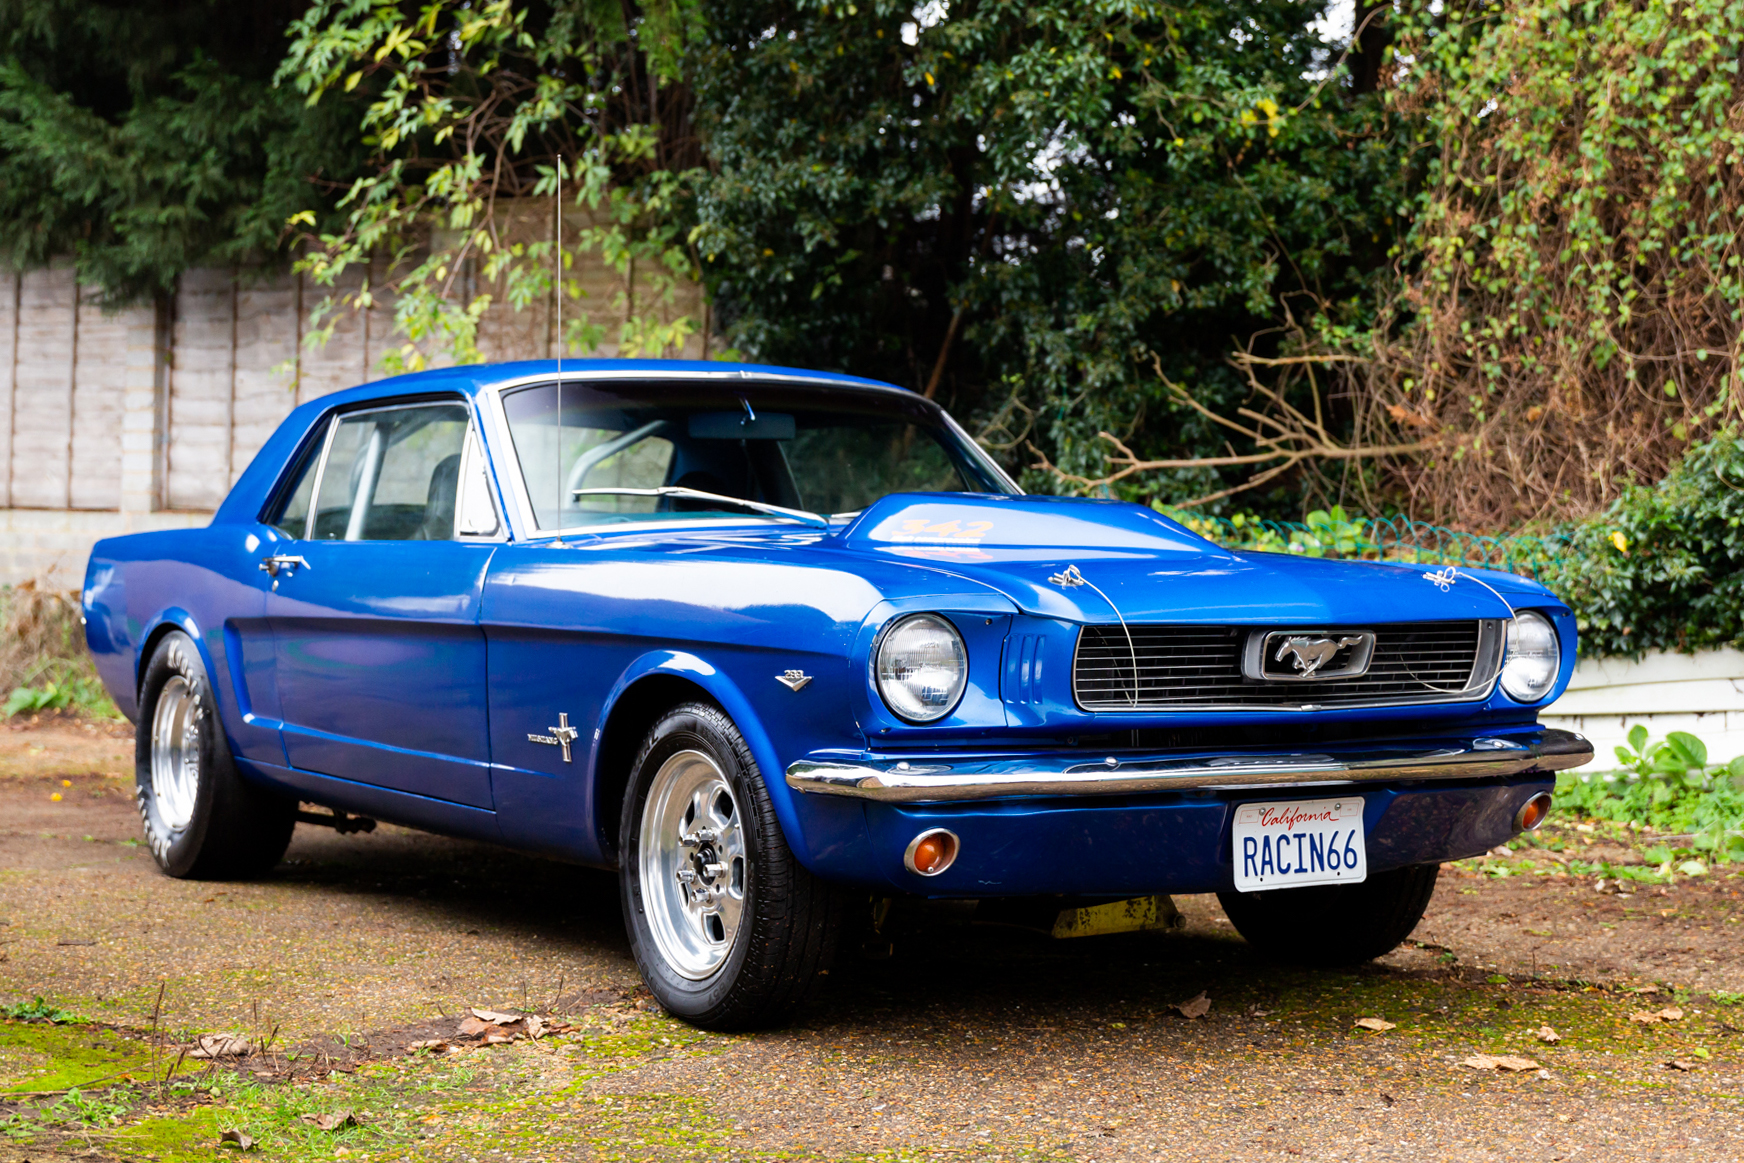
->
[189,1034,252,1059]
[300,1111,359,1131]
[1631,985,1661,994]
[1664,1059,1699,1072]
[482,1030,516,1045]
[524,1014,546,1039]
[455,1016,494,1038]
[1536,1026,1560,1044]
[468,1007,521,1025]
[1170,992,1211,1019]
[406,1039,451,1054]
[217,1129,255,1151]
[1631,1007,1685,1025]
[1354,1018,1396,1032]
[1460,1054,1540,1072]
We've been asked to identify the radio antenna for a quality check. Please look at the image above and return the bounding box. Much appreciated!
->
[553,151,564,545]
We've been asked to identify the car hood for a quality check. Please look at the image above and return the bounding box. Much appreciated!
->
[831,494,1527,624]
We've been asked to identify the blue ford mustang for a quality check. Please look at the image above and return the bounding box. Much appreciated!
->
[82,360,1592,1028]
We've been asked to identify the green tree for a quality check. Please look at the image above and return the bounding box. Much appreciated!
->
[279,0,708,370]
[690,0,1416,509]
[0,0,366,302]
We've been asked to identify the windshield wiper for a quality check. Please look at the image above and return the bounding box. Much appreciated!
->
[570,486,830,529]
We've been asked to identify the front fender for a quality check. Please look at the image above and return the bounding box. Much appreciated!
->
[591,649,871,875]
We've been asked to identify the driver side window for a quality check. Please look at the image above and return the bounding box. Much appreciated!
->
[268,401,498,542]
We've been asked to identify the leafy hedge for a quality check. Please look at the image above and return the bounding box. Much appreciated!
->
[1536,432,1744,659]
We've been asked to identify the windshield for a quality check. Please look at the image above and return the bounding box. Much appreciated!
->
[499,380,1015,531]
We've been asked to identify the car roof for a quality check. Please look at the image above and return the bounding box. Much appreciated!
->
[316,359,913,408]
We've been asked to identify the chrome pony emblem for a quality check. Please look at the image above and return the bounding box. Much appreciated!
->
[1047,564,1087,588]
[1275,635,1367,677]
[776,670,812,691]
[528,712,580,762]
[1243,630,1377,682]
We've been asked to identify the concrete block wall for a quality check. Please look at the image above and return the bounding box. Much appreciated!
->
[0,509,210,591]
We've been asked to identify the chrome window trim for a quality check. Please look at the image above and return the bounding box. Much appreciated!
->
[297,414,341,542]
[478,370,1022,542]
[1068,619,1506,713]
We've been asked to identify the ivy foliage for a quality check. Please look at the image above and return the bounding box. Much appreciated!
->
[1346,0,1744,527]
[690,0,1413,503]
[280,0,708,371]
[1537,432,1744,658]
[0,0,366,302]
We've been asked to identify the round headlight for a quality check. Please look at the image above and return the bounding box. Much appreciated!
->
[1500,611,1560,703]
[876,613,968,723]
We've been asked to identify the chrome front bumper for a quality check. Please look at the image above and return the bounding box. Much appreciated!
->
[784,728,1592,805]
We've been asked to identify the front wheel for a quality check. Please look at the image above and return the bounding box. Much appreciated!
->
[619,702,841,1030]
[135,631,295,879]
[1217,863,1440,966]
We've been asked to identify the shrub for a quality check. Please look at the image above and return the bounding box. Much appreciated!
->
[0,584,118,720]
[1554,727,1744,862]
[1535,432,1744,658]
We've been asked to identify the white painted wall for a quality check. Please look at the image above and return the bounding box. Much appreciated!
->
[1542,648,1744,768]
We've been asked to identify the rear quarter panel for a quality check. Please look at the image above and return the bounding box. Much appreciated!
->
[83,526,282,766]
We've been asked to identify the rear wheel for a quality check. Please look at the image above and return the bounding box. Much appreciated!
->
[1217,863,1440,966]
[135,631,295,879]
[619,702,841,1030]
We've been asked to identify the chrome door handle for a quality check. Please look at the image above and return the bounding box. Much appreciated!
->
[258,554,312,578]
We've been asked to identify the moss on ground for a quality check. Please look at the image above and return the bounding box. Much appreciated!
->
[0,1009,764,1162]
[1,966,1740,1160]
[0,1018,157,1095]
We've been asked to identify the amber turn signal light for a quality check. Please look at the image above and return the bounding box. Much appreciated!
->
[1514,792,1553,833]
[903,828,960,877]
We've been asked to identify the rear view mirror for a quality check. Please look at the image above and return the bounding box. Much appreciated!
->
[688,412,796,440]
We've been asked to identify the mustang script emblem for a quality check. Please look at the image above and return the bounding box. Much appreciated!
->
[776,670,812,691]
[527,712,580,763]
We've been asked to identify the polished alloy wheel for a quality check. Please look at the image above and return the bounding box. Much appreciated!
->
[639,749,747,980]
[149,674,201,833]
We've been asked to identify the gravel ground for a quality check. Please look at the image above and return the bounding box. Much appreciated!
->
[0,720,1740,1162]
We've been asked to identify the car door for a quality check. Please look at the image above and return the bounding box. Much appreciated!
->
[262,398,504,808]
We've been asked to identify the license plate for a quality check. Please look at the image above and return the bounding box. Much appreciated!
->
[1232,797,1367,893]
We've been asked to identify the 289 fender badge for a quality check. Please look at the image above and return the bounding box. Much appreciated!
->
[527,712,580,762]
[776,670,812,691]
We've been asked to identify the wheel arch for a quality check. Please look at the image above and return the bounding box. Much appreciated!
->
[589,651,801,867]
[135,610,207,702]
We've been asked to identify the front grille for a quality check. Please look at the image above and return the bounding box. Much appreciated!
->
[1073,621,1499,711]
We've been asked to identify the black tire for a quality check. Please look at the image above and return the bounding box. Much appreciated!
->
[135,630,295,879]
[1217,863,1440,966]
[618,702,842,1030]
